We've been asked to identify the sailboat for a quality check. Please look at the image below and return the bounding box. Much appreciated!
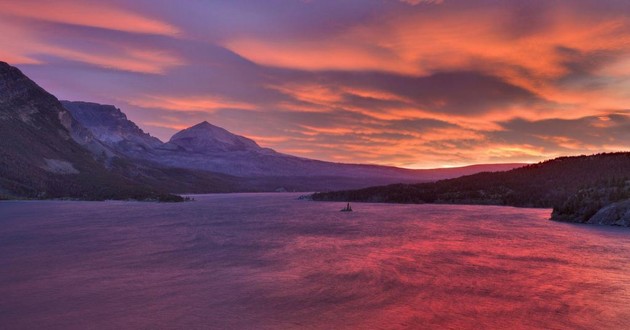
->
[340,203,353,212]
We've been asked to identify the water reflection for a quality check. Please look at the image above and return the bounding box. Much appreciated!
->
[1,194,629,329]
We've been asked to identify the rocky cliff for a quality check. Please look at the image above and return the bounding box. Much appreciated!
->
[61,101,161,155]
[0,61,179,201]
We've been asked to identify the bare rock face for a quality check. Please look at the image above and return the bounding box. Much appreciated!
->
[588,200,630,226]
[42,158,80,175]
[62,101,162,154]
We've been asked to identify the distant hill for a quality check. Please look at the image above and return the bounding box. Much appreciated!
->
[313,153,630,225]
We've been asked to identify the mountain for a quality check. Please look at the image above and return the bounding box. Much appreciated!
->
[58,102,264,194]
[0,60,523,198]
[63,103,523,182]
[0,61,180,201]
[60,99,524,188]
[312,153,630,226]
[153,123,521,178]
[167,121,263,153]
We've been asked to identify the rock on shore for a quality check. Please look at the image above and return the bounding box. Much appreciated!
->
[587,200,630,226]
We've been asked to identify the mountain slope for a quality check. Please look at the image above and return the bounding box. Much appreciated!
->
[312,153,630,225]
[0,61,180,201]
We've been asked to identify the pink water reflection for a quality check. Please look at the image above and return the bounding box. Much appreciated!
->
[1,194,629,329]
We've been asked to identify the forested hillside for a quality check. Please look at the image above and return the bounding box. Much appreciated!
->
[313,153,630,223]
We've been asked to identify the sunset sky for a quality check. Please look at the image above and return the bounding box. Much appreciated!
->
[2,0,630,168]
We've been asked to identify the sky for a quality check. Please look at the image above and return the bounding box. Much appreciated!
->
[2,0,630,168]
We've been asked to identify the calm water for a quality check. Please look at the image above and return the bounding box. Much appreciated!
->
[1,193,629,329]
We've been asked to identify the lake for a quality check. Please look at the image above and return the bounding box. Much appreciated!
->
[1,193,629,329]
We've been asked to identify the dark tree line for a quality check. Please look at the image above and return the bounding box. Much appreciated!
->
[312,152,630,222]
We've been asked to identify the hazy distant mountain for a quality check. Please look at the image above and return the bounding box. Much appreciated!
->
[152,124,523,178]
[0,61,180,201]
[61,99,524,185]
[166,121,264,153]
[68,109,521,180]
[313,152,630,226]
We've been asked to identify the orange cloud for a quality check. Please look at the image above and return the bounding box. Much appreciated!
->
[3,1,627,168]
[43,46,182,74]
[0,8,182,73]
[226,5,630,115]
[399,0,444,5]
[0,1,180,36]
[143,121,191,131]
[271,81,430,121]
[342,87,413,103]
[246,135,291,144]
[0,19,44,65]
[128,95,258,112]
[268,83,342,110]
[270,79,543,130]
[536,135,593,151]
[226,39,413,74]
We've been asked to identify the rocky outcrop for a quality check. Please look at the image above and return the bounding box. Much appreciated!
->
[587,200,630,226]
[551,178,630,226]
[62,101,162,154]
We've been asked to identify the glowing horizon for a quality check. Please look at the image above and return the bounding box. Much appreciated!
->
[3,0,629,168]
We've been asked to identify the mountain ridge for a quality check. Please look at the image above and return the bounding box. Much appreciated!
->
[62,99,525,181]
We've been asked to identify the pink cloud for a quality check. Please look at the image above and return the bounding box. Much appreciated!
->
[0,1,180,36]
